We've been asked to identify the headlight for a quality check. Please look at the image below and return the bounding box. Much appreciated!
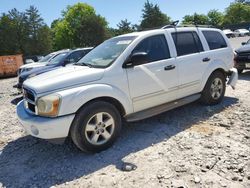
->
[37,95,61,117]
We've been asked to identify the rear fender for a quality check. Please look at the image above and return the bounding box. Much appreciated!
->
[199,60,229,92]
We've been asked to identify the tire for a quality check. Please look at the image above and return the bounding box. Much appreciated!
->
[237,68,243,74]
[70,101,122,153]
[200,71,226,105]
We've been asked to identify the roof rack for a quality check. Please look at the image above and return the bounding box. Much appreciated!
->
[161,20,179,29]
[180,24,215,28]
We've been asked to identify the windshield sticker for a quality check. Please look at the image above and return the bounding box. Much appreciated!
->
[117,40,132,45]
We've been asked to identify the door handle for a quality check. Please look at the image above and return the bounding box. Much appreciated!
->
[203,57,210,62]
[164,65,176,71]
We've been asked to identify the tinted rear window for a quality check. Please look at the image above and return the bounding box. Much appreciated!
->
[171,32,204,56]
[202,31,227,50]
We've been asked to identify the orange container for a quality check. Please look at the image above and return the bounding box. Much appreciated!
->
[0,54,23,78]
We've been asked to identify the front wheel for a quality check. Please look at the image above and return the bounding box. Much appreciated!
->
[200,71,226,105]
[70,101,122,153]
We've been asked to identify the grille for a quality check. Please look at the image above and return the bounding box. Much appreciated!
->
[28,102,36,112]
[23,88,36,114]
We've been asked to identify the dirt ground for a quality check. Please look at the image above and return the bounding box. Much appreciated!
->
[0,37,250,188]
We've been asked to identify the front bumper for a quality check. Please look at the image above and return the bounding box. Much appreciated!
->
[17,100,75,139]
[13,83,22,92]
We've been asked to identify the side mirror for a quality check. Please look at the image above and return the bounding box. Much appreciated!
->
[123,52,148,68]
[242,42,247,46]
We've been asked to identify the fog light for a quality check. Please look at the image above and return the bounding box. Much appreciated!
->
[31,125,39,135]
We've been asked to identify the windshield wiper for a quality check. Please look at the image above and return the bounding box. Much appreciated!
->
[74,62,93,68]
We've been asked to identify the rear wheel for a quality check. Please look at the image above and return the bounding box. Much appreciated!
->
[200,71,226,105]
[70,101,122,153]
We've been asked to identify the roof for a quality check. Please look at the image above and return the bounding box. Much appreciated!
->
[118,26,222,38]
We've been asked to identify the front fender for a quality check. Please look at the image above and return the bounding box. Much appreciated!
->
[199,60,229,92]
[57,84,133,116]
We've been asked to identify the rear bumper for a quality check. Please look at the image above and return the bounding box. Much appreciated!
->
[17,100,75,139]
[227,68,238,90]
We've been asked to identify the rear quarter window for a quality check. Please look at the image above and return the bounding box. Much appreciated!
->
[202,31,227,50]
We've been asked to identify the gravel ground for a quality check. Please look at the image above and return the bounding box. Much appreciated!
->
[0,37,250,188]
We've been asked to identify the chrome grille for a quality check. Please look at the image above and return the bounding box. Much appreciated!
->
[23,88,37,114]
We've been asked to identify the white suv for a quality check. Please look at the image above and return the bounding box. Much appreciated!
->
[17,27,238,152]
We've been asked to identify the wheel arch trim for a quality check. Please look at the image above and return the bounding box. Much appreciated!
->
[57,84,133,116]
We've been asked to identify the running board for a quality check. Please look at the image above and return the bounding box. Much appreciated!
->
[125,94,201,122]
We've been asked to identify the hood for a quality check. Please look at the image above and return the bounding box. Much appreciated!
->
[20,62,46,69]
[23,65,105,94]
[235,44,250,53]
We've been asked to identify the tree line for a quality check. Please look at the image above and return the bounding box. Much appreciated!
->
[0,0,250,56]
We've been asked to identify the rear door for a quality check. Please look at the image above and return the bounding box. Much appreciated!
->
[171,31,208,98]
[126,34,179,112]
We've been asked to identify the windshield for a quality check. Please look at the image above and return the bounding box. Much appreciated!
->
[39,53,54,63]
[76,36,137,68]
[47,52,69,65]
[38,54,53,63]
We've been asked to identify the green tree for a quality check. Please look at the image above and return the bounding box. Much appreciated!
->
[52,3,108,50]
[51,19,61,29]
[224,2,250,25]
[0,9,29,55]
[235,0,250,5]
[182,13,209,25]
[117,19,134,35]
[0,14,17,55]
[140,0,171,30]
[36,25,52,55]
[207,10,224,27]
[25,6,52,55]
[106,27,119,38]
[0,6,52,56]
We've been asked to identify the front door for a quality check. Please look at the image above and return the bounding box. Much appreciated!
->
[126,34,179,112]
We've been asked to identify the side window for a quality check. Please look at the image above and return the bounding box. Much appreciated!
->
[171,32,204,56]
[202,31,227,50]
[193,32,204,52]
[133,35,170,63]
[66,51,85,64]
